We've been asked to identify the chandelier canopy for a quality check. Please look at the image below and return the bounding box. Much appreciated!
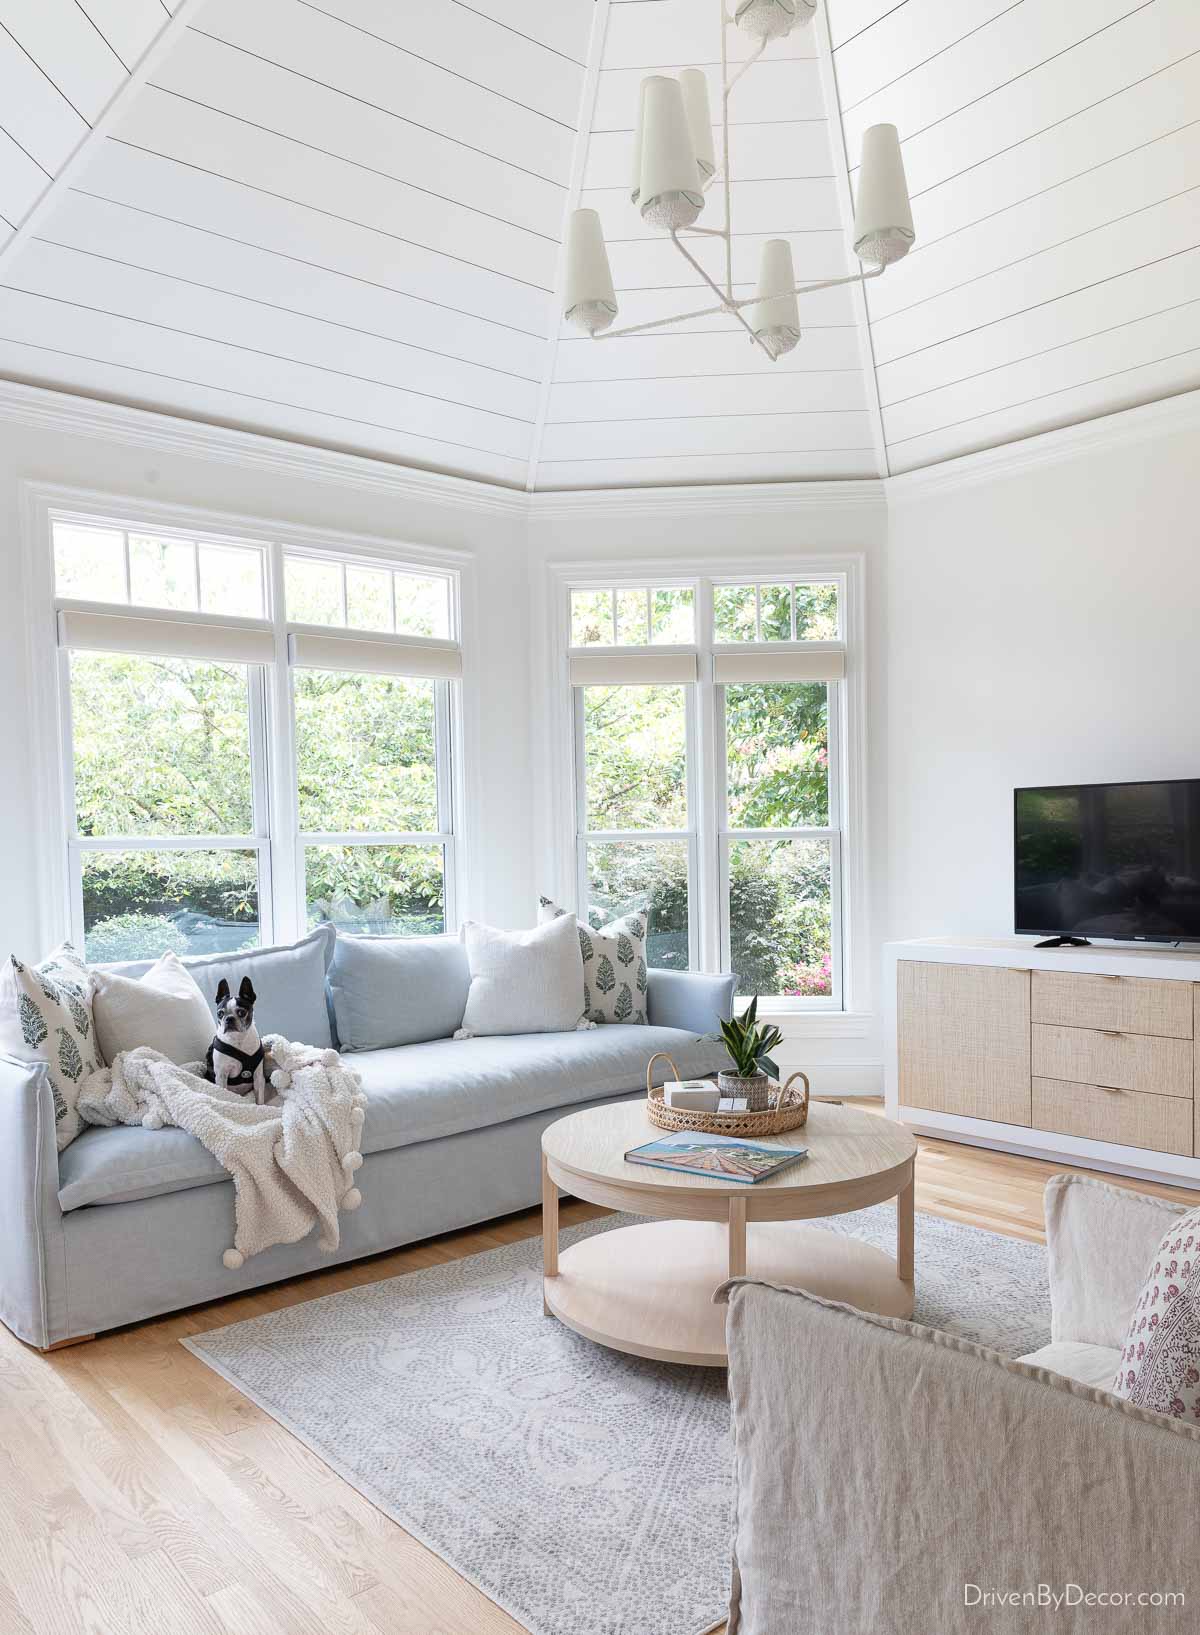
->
[562,0,915,361]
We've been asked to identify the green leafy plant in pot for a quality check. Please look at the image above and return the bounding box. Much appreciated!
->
[717,997,783,1113]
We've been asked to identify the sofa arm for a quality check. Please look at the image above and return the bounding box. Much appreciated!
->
[646,969,736,1038]
[719,1278,1200,1635]
[0,1055,67,1348]
[1044,1173,1187,1349]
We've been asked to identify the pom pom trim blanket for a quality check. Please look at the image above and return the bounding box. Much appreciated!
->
[78,1035,367,1269]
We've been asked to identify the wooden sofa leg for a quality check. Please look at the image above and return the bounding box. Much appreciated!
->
[42,1334,96,1352]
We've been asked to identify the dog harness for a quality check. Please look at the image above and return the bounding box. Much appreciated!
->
[212,1036,265,1089]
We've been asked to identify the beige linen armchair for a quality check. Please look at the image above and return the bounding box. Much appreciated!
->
[719,1174,1200,1634]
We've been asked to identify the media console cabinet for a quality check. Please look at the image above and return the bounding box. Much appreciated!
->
[885,937,1200,1187]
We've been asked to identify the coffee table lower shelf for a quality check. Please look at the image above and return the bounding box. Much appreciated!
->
[543,1217,915,1368]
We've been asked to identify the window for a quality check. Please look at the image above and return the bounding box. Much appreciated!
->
[49,510,462,961]
[565,574,847,1005]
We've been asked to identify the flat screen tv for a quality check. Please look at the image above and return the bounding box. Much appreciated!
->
[1015,779,1200,946]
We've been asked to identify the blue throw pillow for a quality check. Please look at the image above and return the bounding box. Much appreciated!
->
[328,933,471,1051]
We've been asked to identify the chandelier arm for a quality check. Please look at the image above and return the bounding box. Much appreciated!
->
[591,300,736,340]
[669,228,777,360]
[722,262,887,312]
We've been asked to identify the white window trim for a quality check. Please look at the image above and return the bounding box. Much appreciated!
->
[542,553,870,1020]
[21,481,476,955]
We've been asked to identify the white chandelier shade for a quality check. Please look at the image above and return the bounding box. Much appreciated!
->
[563,208,617,335]
[636,75,704,230]
[852,123,915,266]
[679,69,716,183]
[746,238,801,359]
[562,1,915,361]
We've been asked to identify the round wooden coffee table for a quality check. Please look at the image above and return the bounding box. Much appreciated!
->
[541,1100,916,1367]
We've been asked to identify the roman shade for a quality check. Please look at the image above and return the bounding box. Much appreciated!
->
[58,609,275,665]
[568,651,698,686]
[288,631,463,679]
[713,648,845,683]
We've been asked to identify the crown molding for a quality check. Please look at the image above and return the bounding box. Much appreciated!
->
[884,387,1200,505]
[528,478,887,519]
[0,378,529,519]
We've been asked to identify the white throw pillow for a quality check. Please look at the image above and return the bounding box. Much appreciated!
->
[0,943,101,1150]
[457,916,587,1038]
[92,952,216,1067]
[538,896,649,1025]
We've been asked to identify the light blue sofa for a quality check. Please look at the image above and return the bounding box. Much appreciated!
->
[0,927,734,1348]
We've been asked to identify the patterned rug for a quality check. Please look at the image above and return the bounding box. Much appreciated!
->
[183,1206,1050,1635]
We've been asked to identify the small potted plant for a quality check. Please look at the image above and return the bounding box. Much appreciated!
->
[717,997,783,1113]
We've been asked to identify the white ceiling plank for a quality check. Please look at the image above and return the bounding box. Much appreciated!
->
[0,28,88,174]
[39,189,544,380]
[0,332,530,487]
[152,27,564,240]
[77,0,170,73]
[548,369,869,421]
[868,120,1200,326]
[0,128,49,230]
[196,0,575,188]
[113,85,557,292]
[833,0,1023,112]
[456,0,593,66]
[0,285,534,461]
[885,346,1200,474]
[7,238,541,422]
[862,0,1200,199]
[875,245,1200,408]
[841,0,1147,154]
[603,0,818,69]
[826,0,909,53]
[592,58,826,130]
[881,299,1200,445]
[0,0,125,122]
[311,0,586,128]
[553,324,864,380]
[584,122,835,190]
[539,409,874,462]
[870,187,1200,369]
[76,140,554,337]
[892,52,1200,267]
[536,449,879,487]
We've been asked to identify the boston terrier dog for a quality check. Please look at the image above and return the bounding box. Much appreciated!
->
[205,976,267,1104]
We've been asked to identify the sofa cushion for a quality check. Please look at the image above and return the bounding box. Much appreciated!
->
[328,933,470,1051]
[56,1023,727,1211]
[98,925,336,1050]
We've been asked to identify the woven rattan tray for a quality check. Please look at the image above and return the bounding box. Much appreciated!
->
[645,1051,810,1137]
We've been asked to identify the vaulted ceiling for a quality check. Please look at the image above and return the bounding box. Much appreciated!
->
[0,0,1196,490]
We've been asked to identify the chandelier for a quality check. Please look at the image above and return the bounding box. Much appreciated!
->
[562,0,915,361]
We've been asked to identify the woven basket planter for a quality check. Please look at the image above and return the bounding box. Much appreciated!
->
[645,1052,810,1138]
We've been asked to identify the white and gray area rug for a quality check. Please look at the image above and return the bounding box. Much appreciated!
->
[183,1206,1051,1635]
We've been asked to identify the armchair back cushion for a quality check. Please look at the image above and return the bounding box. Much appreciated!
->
[719,1278,1200,1635]
[327,933,470,1051]
[1044,1173,1188,1349]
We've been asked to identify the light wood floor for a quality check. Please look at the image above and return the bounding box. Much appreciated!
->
[3,1110,1198,1635]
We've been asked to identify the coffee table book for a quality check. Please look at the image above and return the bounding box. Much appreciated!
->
[624,1131,808,1183]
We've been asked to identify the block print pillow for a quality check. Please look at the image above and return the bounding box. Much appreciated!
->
[538,896,648,1025]
[1112,1206,1200,1420]
[0,943,101,1150]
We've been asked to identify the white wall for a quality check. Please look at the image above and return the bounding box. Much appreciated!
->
[0,406,534,954]
[885,410,1200,944]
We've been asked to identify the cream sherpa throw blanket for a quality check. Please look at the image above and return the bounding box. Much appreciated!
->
[77,1035,367,1270]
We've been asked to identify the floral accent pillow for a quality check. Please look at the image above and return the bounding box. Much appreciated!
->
[0,943,101,1150]
[538,897,649,1025]
[1112,1206,1200,1419]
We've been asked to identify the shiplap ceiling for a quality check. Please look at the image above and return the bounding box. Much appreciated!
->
[0,0,1196,489]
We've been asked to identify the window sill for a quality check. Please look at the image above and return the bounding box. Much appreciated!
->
[754,1010,874,1039]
